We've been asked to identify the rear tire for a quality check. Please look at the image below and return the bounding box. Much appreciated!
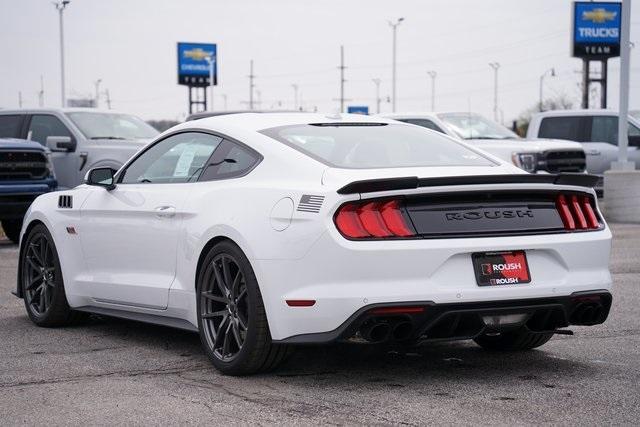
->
[196,241,290,375]
[474,328,553,351]
[2,219,22,244]
[20,224,85,326]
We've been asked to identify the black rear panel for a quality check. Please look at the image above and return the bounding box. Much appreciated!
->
[404,191,567,238]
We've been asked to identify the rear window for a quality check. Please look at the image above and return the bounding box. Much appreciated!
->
[539,117,583,141]
[261,123,494,169]
[0,115,23,138]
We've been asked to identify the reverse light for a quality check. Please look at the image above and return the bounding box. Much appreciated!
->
[335,198,416,239]
[555,193,601,231]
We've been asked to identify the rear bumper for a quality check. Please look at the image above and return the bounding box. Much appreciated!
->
[275,290,612,344]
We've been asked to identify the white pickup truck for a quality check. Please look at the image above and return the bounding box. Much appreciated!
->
[527,109,640,175]
[381,112,587,175]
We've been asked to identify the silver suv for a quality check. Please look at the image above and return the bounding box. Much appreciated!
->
[0,108,159,189]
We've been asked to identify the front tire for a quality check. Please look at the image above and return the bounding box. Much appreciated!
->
[2,219,22,244]
[196,241,290,375]
[20,224,84,326]
[474,328,553,351]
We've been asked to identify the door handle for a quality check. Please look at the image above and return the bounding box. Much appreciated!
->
[586,149,601,156]
[154,206,176,218]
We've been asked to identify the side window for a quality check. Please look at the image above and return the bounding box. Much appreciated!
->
[0,115,24,138]
[398,118,445,133]
[538,117,582,141]
[199,140,261,181]
[28,115,73,146]
[591,116,619,145]
[630,122,640,137]
[119,132,222,184]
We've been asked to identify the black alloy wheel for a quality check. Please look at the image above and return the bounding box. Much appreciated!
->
[200,253,249,362]
[196,241,291,375]
[21,224,84,326]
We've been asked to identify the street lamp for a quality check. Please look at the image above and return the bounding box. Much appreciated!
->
[372,78,381,114]
[94,79,102,108]
[539,68,556,112]
[53,0,70,108]
[205,56,215,111]
[388,17,404,112]
[489,62,500,122]
[292,84,299,110]
[427,71,437,111]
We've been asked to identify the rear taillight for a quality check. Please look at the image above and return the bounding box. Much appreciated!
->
[555,194,601,231]
[335,198,416,239]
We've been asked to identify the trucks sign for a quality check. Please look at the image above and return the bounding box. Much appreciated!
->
[177,42,217,87]
[572,2,621,58]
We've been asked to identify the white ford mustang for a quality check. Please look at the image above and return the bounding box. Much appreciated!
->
[15,113,612,375]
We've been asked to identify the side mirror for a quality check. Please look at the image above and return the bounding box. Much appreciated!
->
[46,136,76,152]
[84,167,117,190]
[629,135,640,147]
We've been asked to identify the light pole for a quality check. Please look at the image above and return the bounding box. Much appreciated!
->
[427,71,437,111]
[94,79,102,108]
[539,68,556,112]
[489,62,500,122]
[372,78,381,114]
[292,84,299,110]
[54,1,70,108]
[205,56,215,111]
[221,94,228,110]
[388,17,404,112]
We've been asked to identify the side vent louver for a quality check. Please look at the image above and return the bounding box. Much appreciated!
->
[58,195,73,209]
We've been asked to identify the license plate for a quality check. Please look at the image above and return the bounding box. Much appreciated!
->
[472,250,531,286]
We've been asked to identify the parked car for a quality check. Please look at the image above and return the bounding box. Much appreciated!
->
[528,110,640,178]
[381,112,587,175]
[0,109,159,189]
[630,110,640,121]
[0,138,57,243]
[16,113,611,375]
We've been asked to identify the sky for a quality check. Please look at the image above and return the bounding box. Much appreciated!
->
[1,0,639,122]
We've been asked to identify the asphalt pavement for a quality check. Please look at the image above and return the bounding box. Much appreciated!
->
[1,224,639,425]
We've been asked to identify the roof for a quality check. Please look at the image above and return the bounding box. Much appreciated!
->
[532,109,622,118]
[175,112,398,133]
[0,108,132,115]
[186,110,298,121]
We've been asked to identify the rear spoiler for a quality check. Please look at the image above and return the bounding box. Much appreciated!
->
[337,174,600,195]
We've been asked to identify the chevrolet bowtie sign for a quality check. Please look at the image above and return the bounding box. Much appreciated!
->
[177,42,217,87]
[573,2,621,58]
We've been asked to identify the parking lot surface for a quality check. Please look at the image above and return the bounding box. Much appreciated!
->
[1,224,639,425]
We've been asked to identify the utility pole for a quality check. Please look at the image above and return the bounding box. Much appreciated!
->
[338,45,346,113]
[256,89,262,108]
[292,84,299,110]
[248,60,255,110]
[388,18,404,112]
[54,1,70,108]
[539,68,555,112]
[94,79,102,108]
[104,89,111,109]
[489,62,500,122]
[18,91,23,108]
[616,0,632,168]
[427,71,437,111]
[372,78,381,114]
[205,56,215,111]
[222,94,228,110]
[38,75,44,107]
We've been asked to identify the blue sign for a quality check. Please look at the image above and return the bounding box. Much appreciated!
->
[573,2,621,58]
[347,106,369,115]
[177,42,217,86]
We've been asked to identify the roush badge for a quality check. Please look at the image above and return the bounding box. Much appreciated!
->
[472,251,531,286]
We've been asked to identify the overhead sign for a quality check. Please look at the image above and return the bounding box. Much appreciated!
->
[347,106,369,115]
[572,2,621,58]
[177,42,217,87]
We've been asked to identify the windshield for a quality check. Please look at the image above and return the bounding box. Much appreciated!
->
[67,112,159,140]
[261,123,495,169]
[438,113,518,140]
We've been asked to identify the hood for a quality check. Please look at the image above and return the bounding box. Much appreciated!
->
[322,164,524,189]
[0,138,47,151]
[465,137,583,152]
